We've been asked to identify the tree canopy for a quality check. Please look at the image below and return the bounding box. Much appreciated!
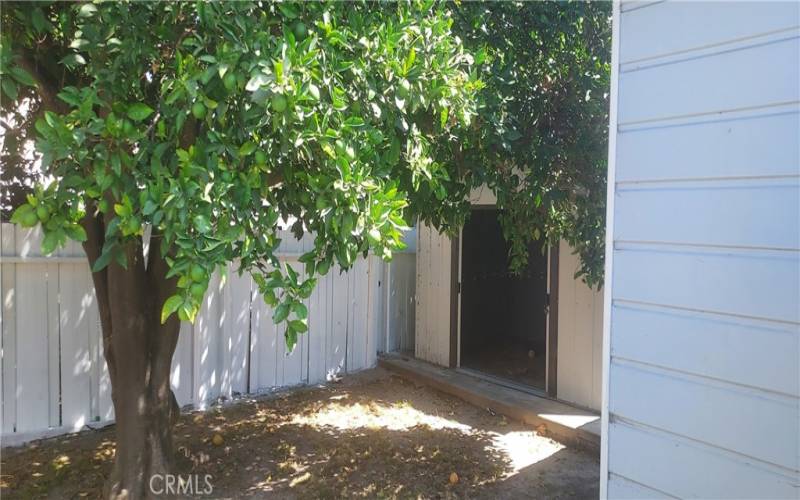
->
[4,1,480,349]
[452,2,611,287]
[3,1,611,346]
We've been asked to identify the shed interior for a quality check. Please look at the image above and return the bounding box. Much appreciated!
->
[459,209,549,390]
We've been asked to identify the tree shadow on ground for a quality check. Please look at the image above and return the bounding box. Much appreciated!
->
[1,371,598,499]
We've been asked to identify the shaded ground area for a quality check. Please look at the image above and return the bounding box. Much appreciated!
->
[1,369,598,499]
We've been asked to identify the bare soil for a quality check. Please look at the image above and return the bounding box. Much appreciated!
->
[1,369,598,499]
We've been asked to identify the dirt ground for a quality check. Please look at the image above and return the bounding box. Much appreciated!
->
[1,369,598,499]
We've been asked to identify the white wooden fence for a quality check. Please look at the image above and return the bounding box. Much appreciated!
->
[0,223,415,445]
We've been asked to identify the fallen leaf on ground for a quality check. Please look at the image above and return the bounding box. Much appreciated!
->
[290,472,311,487]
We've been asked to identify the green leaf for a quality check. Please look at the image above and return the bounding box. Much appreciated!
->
[238,141,257,156]
[61,53,87,67]
[317,258,331,276]
[308,83,320,100]
[31,8,47,33]
[161,295,184,324]
[142,199,158,216]
[289,319,308,333]
[9,67,36,87]
[291,302,308,320]
[41,230,64,255]
[127,103,154,122]
[273,303,290,323]
[78,3,97,18]
[404,47,416,74]
[193,214,212,233]
[278,3,298,19]
[2,78,18,101]
[64,224,88,242]
[10,204,37,227]
[91,247,114,272]
[245,73,270,92]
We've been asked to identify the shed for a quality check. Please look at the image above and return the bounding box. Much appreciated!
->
[602,1,799,497]
[410,186,604,411]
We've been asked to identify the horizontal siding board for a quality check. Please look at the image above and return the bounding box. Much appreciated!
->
[608,422,797,498]
[607,474,674,499]
[616,109,800,182]
[619,1,664,14]
[612,304,799,397]
[618,35,799,124]
[620,1,800,63]
[610,361,798,470]
[615,179,800,250]
[613,247,800,323]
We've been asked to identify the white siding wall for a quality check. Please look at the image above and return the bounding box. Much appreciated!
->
[0,223,411,445]
[557,241,603,411]
[604,2,800,498]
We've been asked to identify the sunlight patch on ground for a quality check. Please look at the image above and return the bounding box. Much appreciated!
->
[291,400,472,432]
[488,430,564,476]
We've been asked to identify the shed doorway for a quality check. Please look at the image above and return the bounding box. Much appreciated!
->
[458,209,550,391]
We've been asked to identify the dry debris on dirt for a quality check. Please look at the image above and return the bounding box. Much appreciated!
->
[1,369,598,499]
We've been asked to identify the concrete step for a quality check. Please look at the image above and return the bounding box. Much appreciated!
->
[379,354,601,454]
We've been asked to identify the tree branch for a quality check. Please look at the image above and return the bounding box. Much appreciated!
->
[15,51,68,115]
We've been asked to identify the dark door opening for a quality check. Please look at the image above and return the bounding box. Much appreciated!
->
[459,209,548,390]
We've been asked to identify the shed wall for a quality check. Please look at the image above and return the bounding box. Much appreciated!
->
[414,223,452,366]
[556,241,603,411]
[604,2,800,497]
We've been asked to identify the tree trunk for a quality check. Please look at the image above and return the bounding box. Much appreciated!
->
[82,213,182,499]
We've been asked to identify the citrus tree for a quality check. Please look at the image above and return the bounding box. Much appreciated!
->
[2,2,479,496]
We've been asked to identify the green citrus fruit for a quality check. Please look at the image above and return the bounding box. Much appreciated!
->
[292,21,308,41]
[223,72,237,91]
[271,94,287,113]
[190,283,206,299]
[191,102,207,120]
[254,150,267,166]
[190,264,206,282]
[122,119,135,136]
[36,206,49,222]
[20,210,38,227]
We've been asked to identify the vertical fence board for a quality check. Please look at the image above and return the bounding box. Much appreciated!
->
[1,225,17,434]
[307,270,329,384]
[348,259,369,372]
[193,272,223,407]
[171,322,194,408]
[279,237,304,387]
[328,268,349,378]
[365,256,384,368]
[45,260,60,428]
[251,289,278,391]
[14,228,51,432]
[59,264,93,431]
[226,268,251,396]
